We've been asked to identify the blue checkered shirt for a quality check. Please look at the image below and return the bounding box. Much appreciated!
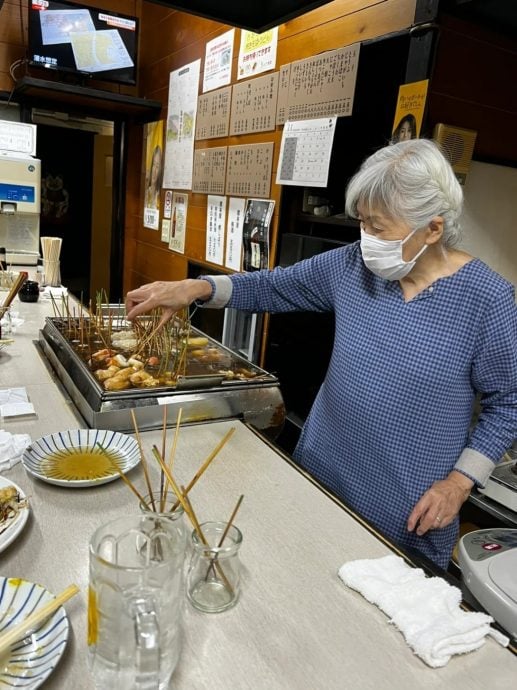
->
[216,242,517,567]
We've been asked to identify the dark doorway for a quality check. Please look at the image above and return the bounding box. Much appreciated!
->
[37,124,94,302]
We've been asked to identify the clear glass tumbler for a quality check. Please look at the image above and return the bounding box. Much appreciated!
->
[186,521,243,613]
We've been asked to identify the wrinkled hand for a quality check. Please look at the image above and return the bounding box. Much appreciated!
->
[125,279,212,327]
[407,470,473,536]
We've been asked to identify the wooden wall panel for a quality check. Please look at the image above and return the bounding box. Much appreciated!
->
[428,13,517,165]
[125,0,417,293]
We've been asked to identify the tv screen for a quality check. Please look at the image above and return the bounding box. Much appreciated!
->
[28,0,139,86]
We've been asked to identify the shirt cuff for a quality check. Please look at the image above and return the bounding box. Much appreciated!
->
[454,448,496,488]
[197,275,233,309]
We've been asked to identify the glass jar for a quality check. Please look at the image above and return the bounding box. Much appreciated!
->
[18,280,40,303]
[186,521,243,613]
[138,491,187,561]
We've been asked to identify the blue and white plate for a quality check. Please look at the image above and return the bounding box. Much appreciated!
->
[0,477,30,554]
[22,429,140,488]
[0,577,69,689]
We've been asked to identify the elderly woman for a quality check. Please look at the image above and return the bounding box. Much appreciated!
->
[126,139,517,568]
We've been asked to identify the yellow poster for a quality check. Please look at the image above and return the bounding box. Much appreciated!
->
[391,79,429,143]
[143,120,164,229]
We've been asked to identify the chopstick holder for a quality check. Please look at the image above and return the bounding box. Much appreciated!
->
[0,583,79,656]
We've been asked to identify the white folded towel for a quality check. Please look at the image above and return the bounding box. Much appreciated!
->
[0,429,32,470]
[338,554,508,668]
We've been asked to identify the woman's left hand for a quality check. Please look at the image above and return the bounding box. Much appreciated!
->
[407,470,474,536]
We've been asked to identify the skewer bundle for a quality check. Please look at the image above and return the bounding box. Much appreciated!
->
[40,236,62,287]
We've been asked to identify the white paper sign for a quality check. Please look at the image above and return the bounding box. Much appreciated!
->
[163,59,201,190]
[206,195,226,265]
[225,197,245,271]
[203,28,234,93]
[276,117,337,187]
[237,27,278,80]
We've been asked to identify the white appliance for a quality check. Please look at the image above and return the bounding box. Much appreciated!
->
[459,528,517,638]
[0,121,40,266]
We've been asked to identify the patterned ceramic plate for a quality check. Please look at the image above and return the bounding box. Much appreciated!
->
[0,338,14,351]
[0,477,29,553]
[0,577,69,689]
[22,429,140,488]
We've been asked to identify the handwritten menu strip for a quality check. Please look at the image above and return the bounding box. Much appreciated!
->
[225,143,274,199]
[286,43,360,121]
[195,85,232,140]
[192,147,228,195]
[229,72,279,136]
[276,63,291,126]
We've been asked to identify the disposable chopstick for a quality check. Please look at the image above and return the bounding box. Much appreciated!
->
[170,426,236,511]
[0,584,79,656]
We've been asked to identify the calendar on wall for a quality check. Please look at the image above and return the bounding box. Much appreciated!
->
[195,85,232,140]
[277,117,337,187]
[192,147,228,194]
[226,143,274,198]
[229,72,279,136]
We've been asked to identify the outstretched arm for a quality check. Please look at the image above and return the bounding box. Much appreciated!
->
[125,279,212,327]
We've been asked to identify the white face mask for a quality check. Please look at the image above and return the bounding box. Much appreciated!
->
[360,227,427,281]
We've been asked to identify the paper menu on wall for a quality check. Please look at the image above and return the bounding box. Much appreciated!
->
[277,117,337,187]
[225,143,274,198]
[206,195,226,265]
[192,147,228,195]
[229,72,279,135]
[242,199,274,272]
[203,28,235,93]
[225,197,245,271]
[276,63,291,126]
[163,59,201,190]
[196,86,232,140]
[284,43,360,121]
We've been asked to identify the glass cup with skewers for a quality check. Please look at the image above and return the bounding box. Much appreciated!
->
[186,521,243,613]
[138,491,187,564]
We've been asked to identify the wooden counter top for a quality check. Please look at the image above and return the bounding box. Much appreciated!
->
[1,295,516,689]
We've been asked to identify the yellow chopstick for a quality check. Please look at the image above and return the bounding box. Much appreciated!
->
[0,584,79,656]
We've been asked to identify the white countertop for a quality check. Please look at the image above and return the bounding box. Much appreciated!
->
[1,295,516,689]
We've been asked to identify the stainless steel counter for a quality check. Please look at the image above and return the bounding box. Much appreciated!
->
[1,295,516,689]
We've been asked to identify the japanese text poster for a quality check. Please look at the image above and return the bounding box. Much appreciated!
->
[206,195,226,265]
[237,27,278,80]
[168,192,188,254]
[242,198,275,271]
[391,79,429,143]
[163,59,200,189]
[143,120,164,229]
[203,28,235,92]
[225,197,245,271]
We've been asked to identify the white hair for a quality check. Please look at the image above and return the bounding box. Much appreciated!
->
[345,139,464,247]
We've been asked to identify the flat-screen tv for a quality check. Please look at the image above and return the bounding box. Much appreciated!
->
[28,0,139,86]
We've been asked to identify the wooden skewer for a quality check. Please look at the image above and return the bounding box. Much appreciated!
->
[170,426,236,511]
[130,409,156,511]
[204,494,244,581]
[0,584,79,656]
[95,442,151,510]
[159,407,167,512]
[163,407,183,508]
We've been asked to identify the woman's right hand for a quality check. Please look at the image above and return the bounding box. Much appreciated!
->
[125,279,212,327]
